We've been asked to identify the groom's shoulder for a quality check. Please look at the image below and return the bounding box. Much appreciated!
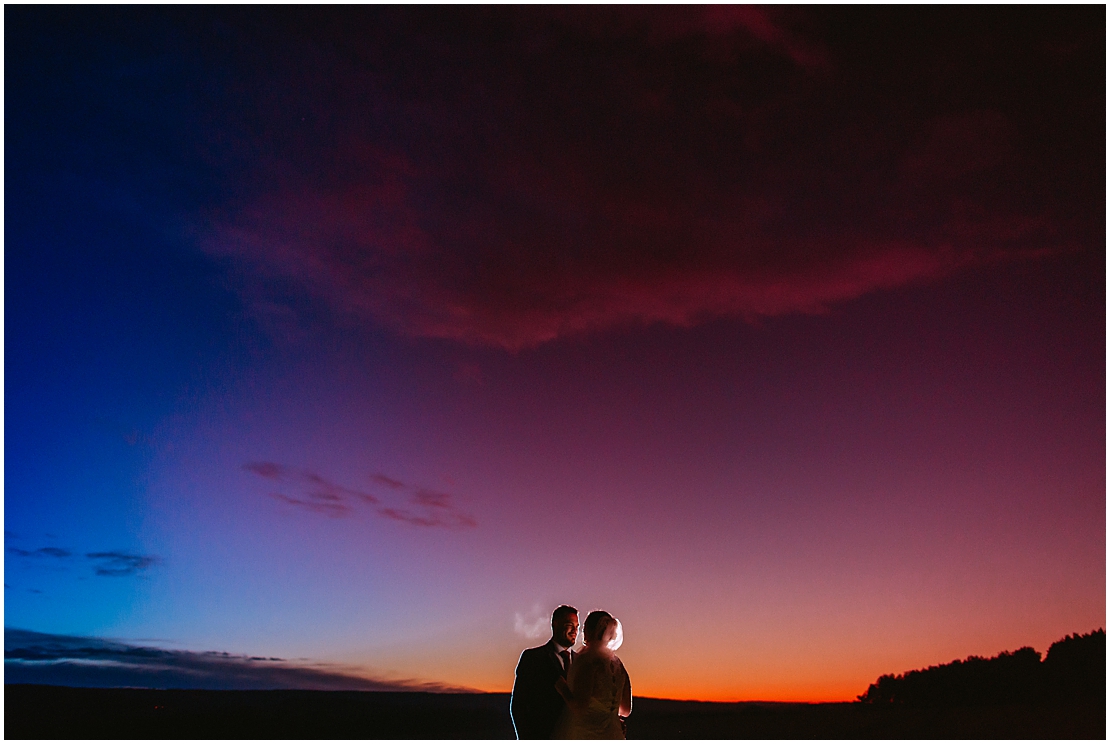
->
[522,640,552,656]
[518,641,553,662]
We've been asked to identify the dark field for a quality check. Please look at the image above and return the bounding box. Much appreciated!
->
[6,685,1104,739]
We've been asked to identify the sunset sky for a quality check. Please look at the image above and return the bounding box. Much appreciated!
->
[5,6,1104,702]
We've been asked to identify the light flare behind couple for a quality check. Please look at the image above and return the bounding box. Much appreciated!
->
[511,605,632,739]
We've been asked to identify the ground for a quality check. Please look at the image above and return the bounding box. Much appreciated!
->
[5,685,1104,739]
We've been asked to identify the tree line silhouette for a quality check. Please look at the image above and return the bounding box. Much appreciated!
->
[858,629,1105,706]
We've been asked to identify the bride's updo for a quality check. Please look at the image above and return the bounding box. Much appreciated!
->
[582,610,616,645]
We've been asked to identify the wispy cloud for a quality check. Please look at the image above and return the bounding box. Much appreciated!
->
[8,545,159,578]
[412,489,452,509]
[92,417,157,449]
[245,464,476,529]
[4,629,474,692]
[380,488,478,528]
[38,547,72,558]
[270,493,352,519]
[245,463,378,507]
[9,547,72,559]
[8,544,160,581]
[303,471,378,504]
[371,473,406,490]
[377,506,477,530]
[86,552,159,577]
[244,461,285,480]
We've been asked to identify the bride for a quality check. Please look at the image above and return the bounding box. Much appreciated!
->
[554,610,632,739]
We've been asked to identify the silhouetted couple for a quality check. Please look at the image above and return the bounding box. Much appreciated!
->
[511,605,632,739]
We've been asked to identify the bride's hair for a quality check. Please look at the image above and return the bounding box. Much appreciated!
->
[582,610,615,644]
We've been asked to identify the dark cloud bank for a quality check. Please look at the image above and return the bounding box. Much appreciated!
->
[5,629,470,692]
[10,7,1101,350]
[190,6,1100,349]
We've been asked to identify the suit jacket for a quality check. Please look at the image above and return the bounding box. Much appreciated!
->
[510,640,573,739]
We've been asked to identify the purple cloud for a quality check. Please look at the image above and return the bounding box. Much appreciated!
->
[245,464,475,528]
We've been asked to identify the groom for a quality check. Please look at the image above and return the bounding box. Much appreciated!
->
[510,605,578,739]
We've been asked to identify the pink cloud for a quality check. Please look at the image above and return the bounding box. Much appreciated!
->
[209,168,1047,350]
[200,9,1082,352]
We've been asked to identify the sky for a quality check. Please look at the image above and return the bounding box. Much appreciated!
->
[4,6,1105,702]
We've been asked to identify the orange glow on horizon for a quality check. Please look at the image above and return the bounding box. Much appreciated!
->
[482,682,861,704]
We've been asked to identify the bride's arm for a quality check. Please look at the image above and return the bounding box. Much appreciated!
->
[619,668,632,718]
[554,676,572,703]
[561,659,594,712]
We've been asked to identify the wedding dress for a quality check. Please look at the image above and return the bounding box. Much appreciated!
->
[556,651,629,739]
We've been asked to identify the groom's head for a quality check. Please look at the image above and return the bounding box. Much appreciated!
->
[551,605,579,648]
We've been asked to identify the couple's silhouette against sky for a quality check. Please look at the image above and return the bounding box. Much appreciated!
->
[511,606,632,739]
